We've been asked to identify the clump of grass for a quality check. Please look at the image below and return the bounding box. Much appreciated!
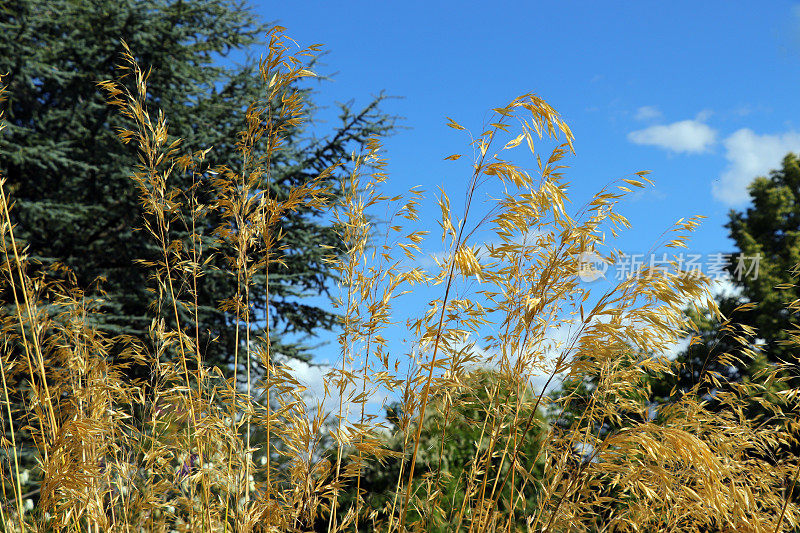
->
[1,28,798,532]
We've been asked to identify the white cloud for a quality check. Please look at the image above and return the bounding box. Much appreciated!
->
[282,357,389,421]
[713,128,800,205]
[709,277,742,300]
[456,323,574,397]
[628,120,717,154]
[633,106,662,121]
[694,109,713,122]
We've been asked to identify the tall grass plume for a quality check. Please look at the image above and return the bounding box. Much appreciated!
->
[0,28,798,532]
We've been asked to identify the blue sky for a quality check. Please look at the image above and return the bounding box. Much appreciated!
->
[245,1,800,401]
[253,0,800,258]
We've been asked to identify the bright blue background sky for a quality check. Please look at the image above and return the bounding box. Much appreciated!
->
[250,0,800,259]
[245,1,800,399]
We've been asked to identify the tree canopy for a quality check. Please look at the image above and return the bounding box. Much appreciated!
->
[334,370,547,532]
[657,153,800,403]
[726,153,800,367]
[0,0,395,376]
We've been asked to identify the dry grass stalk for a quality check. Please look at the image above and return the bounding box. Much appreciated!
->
[0,29,798,533]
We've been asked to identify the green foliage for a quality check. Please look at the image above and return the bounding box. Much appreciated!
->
[0,26,797,531]
[648,155,800,410]
[551,154,800,529]
[727,153,800,366]
[0,1,394,520]
[0,0,394,373]
[337,370,546,531]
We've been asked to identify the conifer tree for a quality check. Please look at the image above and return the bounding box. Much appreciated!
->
[0,0,394,375]
[725,153,800,367]
[656,153,800,401]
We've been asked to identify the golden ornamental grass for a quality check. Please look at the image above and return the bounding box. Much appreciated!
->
[0,28,798,532]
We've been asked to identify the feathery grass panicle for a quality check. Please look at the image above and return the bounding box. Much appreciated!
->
[0,29,798,533]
